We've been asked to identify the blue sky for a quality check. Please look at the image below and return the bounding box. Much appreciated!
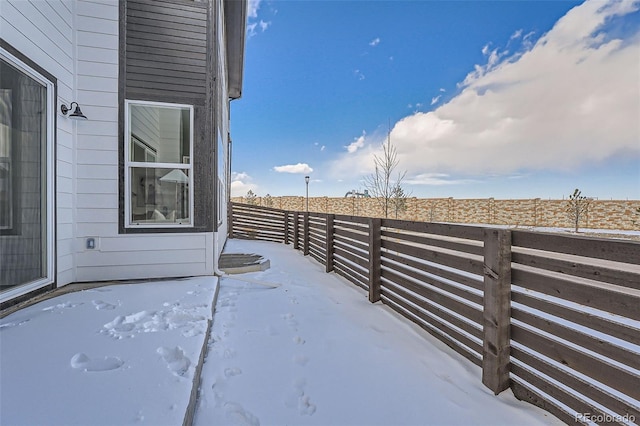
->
[230,0,640,200]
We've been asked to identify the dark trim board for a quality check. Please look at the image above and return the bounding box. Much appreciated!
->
[118,0,216,235]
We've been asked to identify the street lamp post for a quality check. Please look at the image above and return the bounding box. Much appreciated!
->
[305,175,310,211]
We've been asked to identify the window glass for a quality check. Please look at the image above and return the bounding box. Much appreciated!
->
[126,102,192,227]
[129,104,189,164]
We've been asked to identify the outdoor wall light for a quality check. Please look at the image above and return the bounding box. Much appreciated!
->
[60,102,88,120]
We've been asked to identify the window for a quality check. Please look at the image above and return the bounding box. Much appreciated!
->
[217,130,226,226]
[125,100,193,227]
[0,89,11,230]
[0,48,55,300]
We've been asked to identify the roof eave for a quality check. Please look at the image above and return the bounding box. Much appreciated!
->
[225,0,247,100]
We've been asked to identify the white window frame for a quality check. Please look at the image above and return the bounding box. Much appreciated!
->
[124,99,194,228]
[0,48,55,303]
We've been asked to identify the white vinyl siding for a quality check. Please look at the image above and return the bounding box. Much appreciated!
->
[73,0,213,281]
[1,0,72,288]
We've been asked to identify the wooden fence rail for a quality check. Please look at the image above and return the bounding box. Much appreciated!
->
[230,202,640,425]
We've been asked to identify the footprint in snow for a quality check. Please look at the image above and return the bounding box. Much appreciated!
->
[224,367,242,377]
[285,378,316,416]
[157,346,191,377]
[70,352,124,372]
[43,301,83,312]
[224,402,260,426]
[0,319,30,329]
[92,300,116,310]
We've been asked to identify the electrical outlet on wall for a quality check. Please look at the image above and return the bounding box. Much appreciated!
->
[85,237,99,250]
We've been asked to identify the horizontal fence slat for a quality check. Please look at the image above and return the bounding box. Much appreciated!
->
[511,308,639,370]
[333,227,369,244]
[512,267,640,320]
[511,347,640,420]
[382,218,485,241]
[511,324,640,399]
[382,239,484,276]
[381,257,483,307]
[382,279,482,340]
[382,250,483,292]
[333,235,368,254]
[382,229,483,256]
[333,246,369,271]
[509,379,583,425]
[381,290,482,367]
[381,268,483,326]
[512,230,640,265]
[510,363,612,423]
[511,290,640,346]
[333,265,368,291]
[512,251,640,290]
[334,214,370,224]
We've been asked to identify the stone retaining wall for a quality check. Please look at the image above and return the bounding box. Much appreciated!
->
[231,196,640,230]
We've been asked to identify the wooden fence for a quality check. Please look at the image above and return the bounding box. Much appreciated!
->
[229,202,640,425]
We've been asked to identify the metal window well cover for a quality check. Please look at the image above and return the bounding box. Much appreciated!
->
[218,253,270,274]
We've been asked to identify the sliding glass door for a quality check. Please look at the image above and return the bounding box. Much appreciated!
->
[0,49,54,302]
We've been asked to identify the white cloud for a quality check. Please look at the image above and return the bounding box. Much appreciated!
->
[330,0,640,180]
[430,96,441,106]
[346,132,366,153]
[510,29,523,40]
[247,0,261,18]
[354,69,365,80]
[273,163,313,174]
[321,145,326,152]
[230,172,258,197]
[369,37,381,47]
[405,173,477,186]
[439,88,446,92]
[248,20,271,37]
[247,0,271,37]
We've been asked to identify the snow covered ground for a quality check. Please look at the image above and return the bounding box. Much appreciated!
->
[1,238,562,425]
[0,277,217,426]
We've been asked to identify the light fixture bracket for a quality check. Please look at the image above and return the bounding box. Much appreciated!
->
[60,102,88,120]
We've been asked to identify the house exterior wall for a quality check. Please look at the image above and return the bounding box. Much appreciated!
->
[1,0,240,303]
[77,0,224,282]
[0,0,74,289]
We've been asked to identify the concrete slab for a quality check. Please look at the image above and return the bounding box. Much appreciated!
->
[218,253,270,274]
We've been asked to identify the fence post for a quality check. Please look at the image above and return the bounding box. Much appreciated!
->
[368,218,381,303]
[293,212,299,250]
[303,212,310,256]
[325,214,334,273]
[482,228,512,395]
[284,211,289,245]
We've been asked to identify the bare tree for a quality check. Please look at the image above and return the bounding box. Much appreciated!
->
[263,193,274,207]
[364,131,408,218]
[244,189,257,205]
[390,183,409,219]
[566,188,591,232]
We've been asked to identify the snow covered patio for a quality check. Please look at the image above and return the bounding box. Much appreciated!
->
[1,238,561,426]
